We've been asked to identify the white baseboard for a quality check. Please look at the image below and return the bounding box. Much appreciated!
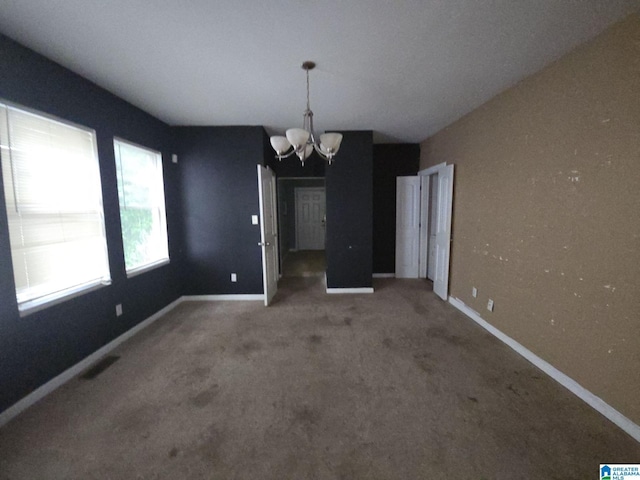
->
[0,296,184,428]
[372,273,395,278]
[326,287,374,294]
[449,296,640,443]
[182,294,264,301]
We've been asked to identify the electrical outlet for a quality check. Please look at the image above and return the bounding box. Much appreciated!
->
[231,273,237,282]
[115,304,123,317]
[487,299,494,312]
[472,287,478,298]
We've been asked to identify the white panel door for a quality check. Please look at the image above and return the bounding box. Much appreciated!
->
[395,176,421,278]
[257,165,279,306]
[296,187,326,250]
[418,175,430,278]
[433,164,454,300]
[427,174,439,281]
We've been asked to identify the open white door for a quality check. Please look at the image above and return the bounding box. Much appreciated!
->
[427,175,439,281]
[257,165,278,306]
[395,176,421,278]
[418,175,430,278]
[433,164,454,300]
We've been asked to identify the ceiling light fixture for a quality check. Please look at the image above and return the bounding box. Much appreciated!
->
[270,61,343,166]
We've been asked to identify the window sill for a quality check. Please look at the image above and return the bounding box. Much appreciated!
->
[18,280,111,318]
[126,258,170,279]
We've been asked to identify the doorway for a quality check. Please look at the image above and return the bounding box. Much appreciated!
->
[395,163,454,300]
[277,178,326,277]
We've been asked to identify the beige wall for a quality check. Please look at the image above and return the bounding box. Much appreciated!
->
[420,14,640,424]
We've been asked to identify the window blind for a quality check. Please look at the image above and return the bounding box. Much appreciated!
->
[0,103,110,310]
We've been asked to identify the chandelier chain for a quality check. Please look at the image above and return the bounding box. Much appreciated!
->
[306,69,311,111]
[269,60,342,166]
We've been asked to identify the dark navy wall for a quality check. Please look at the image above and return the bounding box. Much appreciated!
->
[173,127,266,295]
[0,34,183,413]
[325,131,373,289]
[372,144,420,273]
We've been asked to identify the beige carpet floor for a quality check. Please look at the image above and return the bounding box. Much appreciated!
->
[0,277,638,479]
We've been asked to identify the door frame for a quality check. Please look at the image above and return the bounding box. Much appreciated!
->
[418,162,453,300]
[276,177,326,273]
[418,162,446,275]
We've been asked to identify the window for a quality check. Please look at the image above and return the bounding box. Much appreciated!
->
[113,139,169,275]
[0,102,110,313]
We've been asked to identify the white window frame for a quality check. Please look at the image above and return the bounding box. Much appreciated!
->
[113,138,169,277]
[0,100,111,316]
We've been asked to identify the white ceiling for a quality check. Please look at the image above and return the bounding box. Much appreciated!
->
[0,1,638,143]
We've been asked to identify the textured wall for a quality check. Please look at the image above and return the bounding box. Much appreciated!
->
[420,15,640,423]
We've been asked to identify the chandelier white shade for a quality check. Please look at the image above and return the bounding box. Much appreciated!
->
[270,62,343,166]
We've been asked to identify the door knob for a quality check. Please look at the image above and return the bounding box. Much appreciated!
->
[258,242,271,247]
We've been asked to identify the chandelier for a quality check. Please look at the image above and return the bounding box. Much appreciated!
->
[270,61,343,166]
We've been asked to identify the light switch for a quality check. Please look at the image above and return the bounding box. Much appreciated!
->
[171,154,178,164]
[251,215,259,225]
[231,273,237,282]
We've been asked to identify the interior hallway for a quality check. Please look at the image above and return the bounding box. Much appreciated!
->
[282,250,326,277]
[0,278,637,479]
